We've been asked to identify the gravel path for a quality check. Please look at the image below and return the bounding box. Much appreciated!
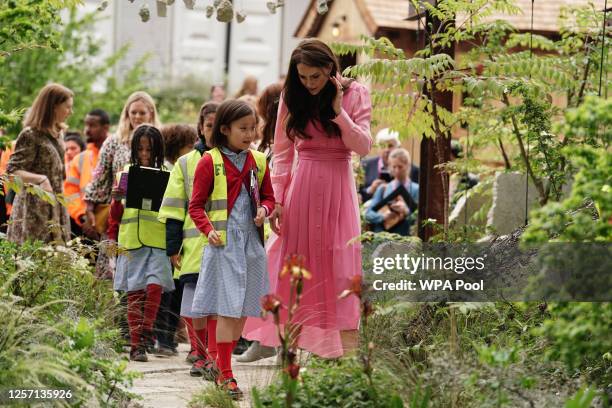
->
[126,343,279,408]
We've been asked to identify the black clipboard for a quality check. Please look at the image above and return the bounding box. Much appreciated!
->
[125,165,170,212]
[371,184,418,213]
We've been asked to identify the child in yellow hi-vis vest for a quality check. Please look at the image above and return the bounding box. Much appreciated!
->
[108,125,174,362]
[188,100,275,399]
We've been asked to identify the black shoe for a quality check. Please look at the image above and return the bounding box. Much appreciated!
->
[141,330,155,354]
[232,337,249,355]
[130,347,148,362]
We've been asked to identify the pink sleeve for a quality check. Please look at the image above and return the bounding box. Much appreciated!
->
[333,83,373,157]
[270,97,295,205]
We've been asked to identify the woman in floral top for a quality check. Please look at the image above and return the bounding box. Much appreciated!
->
[7,83,74,244]
[83,91,161,278]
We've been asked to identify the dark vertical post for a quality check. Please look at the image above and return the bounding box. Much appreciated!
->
[224,21,232,75]
[417,3,454,241]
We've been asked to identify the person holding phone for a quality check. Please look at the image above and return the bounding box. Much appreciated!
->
[360,128,415,202]
[243,39,372,358]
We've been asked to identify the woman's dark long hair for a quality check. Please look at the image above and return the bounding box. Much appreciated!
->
[131,124,165,169]
[284,39,349,140]
[257,83,282,152]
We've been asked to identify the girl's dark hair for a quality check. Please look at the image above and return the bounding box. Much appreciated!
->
[284,39,351,140]
[257,83,282,152]
[211,100,256,148]
[196,101,219,140]
[131,125,165,168]
[161,124,197,163]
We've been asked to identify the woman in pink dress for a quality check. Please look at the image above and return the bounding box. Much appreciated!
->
[244,39,372,358]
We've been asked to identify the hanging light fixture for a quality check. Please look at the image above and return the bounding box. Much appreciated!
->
[331,15,346,38]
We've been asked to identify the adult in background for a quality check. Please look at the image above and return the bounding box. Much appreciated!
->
[244,39,372,358]
[234,75,258,98]
[64,109,110,239]
[83,91,160,279]
[360,128,419,202]
[6,83,73,244]
[64,131,85,167]
[210,85,226,104]
[365,148,419,236]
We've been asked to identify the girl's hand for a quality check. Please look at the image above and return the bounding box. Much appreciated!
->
[330,73,344,116]
[207,230,222,246]
[254,207,266,227]
[170,254,182,269]
[111,186,125,200]
[270,203,282,235]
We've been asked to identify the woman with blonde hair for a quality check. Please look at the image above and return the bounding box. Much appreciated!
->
[83,91,160,278]
[7,83,74,243]
[234,75,258,98]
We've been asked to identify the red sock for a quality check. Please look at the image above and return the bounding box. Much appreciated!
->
[217,342,234,381]
[195,327,210,360]
[142,284,162,332]
[207,319,218,361]
[184,317,198,353]
[127,290,145,348]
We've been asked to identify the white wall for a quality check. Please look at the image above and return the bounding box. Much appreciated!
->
[171,1,227,85]
[228,0,282,94]
[75,0,311,94]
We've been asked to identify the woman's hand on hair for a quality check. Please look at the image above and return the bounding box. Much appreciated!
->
[330,73,344,116]
[270,203,282,235]
[207,230,222,246]
[254,207,266,227]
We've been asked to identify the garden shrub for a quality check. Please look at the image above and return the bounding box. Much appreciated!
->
[534,302,612,385]
[253,357,404,408]
[0,239,138,407]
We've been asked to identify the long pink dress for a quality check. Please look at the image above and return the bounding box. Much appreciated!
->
[243,81,372,358]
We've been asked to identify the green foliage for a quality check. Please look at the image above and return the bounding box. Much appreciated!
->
[0,0,73,129]
[152,75,213,124]
[337,1,609,213]
[523,98,611,243]
[0,239,138,406]
[564,386,598,408]
[253,358,405,408]
[188,386,238,408]
[534,302,612,384]
[0,8,148,137]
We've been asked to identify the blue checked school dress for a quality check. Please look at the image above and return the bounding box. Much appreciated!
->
[191,147,269,318]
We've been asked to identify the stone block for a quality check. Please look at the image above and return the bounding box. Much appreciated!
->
[486,172,540,236]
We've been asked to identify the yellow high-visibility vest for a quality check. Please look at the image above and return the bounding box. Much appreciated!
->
[158,148,207,277]
[117,166,166,250]
[206,147,267,246]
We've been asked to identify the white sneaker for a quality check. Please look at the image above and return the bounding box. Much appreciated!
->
[236,341,277,363]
